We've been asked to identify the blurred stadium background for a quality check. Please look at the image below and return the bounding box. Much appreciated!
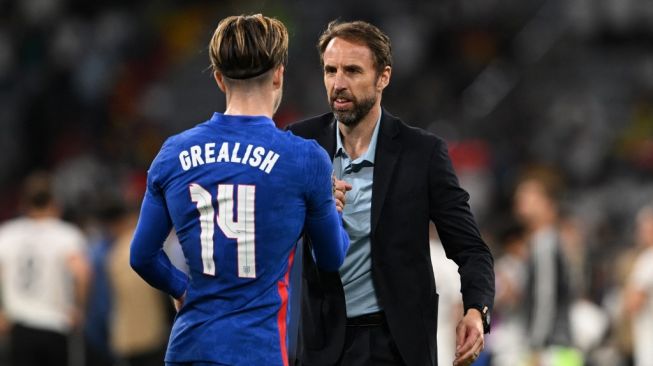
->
[1,0,653,365]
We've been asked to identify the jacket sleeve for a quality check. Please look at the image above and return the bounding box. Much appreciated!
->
[427,137,495,313]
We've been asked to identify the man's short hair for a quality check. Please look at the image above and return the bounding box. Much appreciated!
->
[516,165,565,204]
[317,20,392,74]
[22,171,54,210]
[209,14,288,80]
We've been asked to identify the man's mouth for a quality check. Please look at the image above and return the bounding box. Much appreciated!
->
[333,97,352,109]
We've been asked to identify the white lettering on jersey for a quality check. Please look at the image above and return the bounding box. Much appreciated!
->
[241,144,253,164]
[231,142,242,163]
[205,142,216,163]
[249,147,265,167]
[189,183,216,275]
[259,151,280,174]
[217,184,256,278]
[190,145,204,167]
[179,151,191,171]
[189,183,257,278]
[179,143,279,174]
[216,142,230,162]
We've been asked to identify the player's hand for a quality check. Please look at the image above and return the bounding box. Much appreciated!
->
[453,308,484,366]
[333,178,352,213]
[173,292,186,312]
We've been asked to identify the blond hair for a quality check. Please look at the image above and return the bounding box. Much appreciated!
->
[209,14,288,80]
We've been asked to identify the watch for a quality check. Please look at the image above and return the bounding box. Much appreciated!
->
[465,304,491,334]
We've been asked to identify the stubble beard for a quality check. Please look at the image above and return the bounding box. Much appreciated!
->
[330,93,376,128]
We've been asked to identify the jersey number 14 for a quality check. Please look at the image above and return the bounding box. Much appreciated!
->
[189,183,256,278]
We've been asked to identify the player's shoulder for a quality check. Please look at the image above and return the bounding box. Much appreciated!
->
[0,217,28,236]
[43,218,86,240]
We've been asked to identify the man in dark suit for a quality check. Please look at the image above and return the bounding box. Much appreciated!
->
[288,20,495,366]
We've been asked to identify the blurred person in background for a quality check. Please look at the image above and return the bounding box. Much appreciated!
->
[612,249,638,365]
[513,167,581,365]
[289,19,494,366]
[83,199,125,366]
[129,14,349,366]
[428,225,463,366]
[487,219,529,366]
[108,205,169,366]
[0,172,90,366]
[558,214,590,300]
[609,205,653,366]
[623,204,653,366]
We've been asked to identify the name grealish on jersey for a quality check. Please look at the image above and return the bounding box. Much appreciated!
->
[179,141,280,174]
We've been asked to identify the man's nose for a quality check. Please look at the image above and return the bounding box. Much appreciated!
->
[333,71,348,92]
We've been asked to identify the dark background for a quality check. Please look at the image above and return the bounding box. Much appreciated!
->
[1,0,653,311]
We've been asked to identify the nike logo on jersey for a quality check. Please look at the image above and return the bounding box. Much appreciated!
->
[179,142,280,174]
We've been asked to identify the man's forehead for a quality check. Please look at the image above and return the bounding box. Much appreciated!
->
[323,37,374,65]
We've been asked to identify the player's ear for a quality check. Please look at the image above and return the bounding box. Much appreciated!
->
[272,65,284,90]
[376,65,391,91]
[214,71,227,93]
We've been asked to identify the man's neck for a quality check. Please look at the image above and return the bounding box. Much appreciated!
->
[338,105,381,160]
[224,90,274,118]
[27,206,59,220]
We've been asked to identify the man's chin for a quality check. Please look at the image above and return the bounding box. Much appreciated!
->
[333,111,360,126]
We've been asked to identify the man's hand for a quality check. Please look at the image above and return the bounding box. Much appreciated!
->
[333,177,352,213]
[453,308,484,366]
[173,292,186,312]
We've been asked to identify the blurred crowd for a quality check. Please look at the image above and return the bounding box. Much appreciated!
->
[0,0,652,365]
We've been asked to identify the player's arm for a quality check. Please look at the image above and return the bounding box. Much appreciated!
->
[130,192,188,299]
[304,143,350,271]
[65,246,91,329]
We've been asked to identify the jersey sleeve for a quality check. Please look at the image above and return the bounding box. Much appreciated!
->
[143,143,168,207]
[130,145,189,299]
[303,141,349,271]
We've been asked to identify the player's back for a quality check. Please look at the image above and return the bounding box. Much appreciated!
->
[148,113,321,365]
[0,217,85,333]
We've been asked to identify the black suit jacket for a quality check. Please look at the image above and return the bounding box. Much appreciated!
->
[288,110,495,366]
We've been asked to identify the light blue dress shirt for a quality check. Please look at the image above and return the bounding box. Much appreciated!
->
[333,116,382,318]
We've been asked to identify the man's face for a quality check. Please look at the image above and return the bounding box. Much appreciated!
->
[513,180,551,226]
[322,37,382,127]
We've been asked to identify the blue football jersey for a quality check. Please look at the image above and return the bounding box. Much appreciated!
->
[130,113,348,365]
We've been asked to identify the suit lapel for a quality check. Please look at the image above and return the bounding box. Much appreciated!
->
[371,111,401,233]
[316,117,337,162]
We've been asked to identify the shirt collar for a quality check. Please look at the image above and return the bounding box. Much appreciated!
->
[210,112,276,127]
[335,112,382,164]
